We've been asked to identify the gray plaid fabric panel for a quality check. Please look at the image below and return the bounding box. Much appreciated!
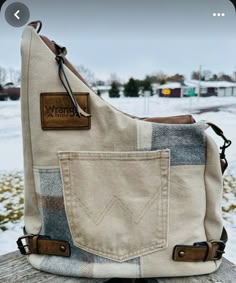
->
[37,169,140,278]
[36,122,205,278]
[151,123,205,165]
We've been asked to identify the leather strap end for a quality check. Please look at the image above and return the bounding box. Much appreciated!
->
[144,114,195,124]
[173,240,225,262]
[28,236,71,257]
[173,245,208,262]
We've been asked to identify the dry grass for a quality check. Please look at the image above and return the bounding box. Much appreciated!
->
[0,172,24,231]
[222,175,236,222]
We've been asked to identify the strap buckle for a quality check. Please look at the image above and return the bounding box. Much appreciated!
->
[16,235,34,255]
[210,240,226,260]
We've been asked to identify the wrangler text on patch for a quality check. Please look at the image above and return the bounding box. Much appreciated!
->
[40,93,91,130]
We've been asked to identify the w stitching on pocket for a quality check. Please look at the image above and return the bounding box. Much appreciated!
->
[59,150,170,262]
[73,191,161,226]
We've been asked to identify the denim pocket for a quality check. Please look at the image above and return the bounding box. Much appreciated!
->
[58,150,170,262]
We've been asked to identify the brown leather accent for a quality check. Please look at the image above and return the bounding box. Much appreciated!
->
[221,226,228,241]
[207,122,231,174]
[27,236,70,257]
[37,28,197,126]
[173,228,227,262]
[207,122,224,136]
[143,115,195,124]
[28,20,42,33]
[40,35,90,88]
[40,92,91,130]
[173,244,218,262]
[220,159,227,174]
[35,22,230,181]
[204,242,215,261]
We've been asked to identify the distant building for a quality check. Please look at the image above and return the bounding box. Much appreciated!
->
[186,80,236,97]
[92,85,111,95]
[157,80,236,98]
[0,82,20,101]
[93,85,124,97]
[158,82,187,98]
[92,80,236,98]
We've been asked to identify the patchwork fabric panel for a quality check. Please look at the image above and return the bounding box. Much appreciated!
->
[34,121,206,278]
[58,150,169,262]
[136,121,206,166]
[35,169,141,278]
[151,123,206,165]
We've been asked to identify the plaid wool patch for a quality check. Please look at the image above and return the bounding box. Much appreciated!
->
[36,169,141,278]
[34,121,206,278]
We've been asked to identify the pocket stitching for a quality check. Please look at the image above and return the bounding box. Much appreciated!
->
[74,190,162,226]
[59,150,170,261]
[73,240,167,261]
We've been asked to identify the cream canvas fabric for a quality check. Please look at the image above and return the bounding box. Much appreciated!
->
[20,24,224,278]
[58,150,170,262]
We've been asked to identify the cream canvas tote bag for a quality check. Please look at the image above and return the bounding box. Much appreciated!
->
[17,21,231,279]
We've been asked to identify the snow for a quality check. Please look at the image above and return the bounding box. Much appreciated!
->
[0,96,236,265]
[149,80,236,90]
[0,220,23,255]
[224,214,236,264]
[0,101,23,172]
[187,80,236,88]
[157,82,183,89]
[103,96,236,174]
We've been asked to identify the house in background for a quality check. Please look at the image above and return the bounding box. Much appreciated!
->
[0,82,20,101]
[217,82,236,96]
[157,80,236,98]
[92,85,111,96]
[158,82,192,98]
[92,80,236,98]
[93,85,124,97]
[186,80,236,97]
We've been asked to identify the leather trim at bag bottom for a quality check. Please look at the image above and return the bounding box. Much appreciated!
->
[40,92,91,130]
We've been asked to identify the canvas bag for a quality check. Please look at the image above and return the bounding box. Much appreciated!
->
[17,21,231,279]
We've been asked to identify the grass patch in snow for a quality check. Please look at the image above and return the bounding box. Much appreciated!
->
[222,175,236,222]
[0,172,24,231]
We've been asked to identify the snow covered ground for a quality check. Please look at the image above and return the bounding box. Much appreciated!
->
[0,96,236,264]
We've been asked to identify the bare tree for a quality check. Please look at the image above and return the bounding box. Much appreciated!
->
[218,72,233,82]
[108,73,121,85]
[192,69,212,81]
[75,65,95,85]
[202,70,212,81]
[149,71,168,84]
[0,66,7,84]
[8,68,21,85]
[167,73,185,82]
[209,74,219,81]
[191,71,200,80]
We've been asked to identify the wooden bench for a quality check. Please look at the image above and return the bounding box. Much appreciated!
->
[0,251,235,282]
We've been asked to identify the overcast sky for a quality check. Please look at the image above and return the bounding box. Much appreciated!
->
[0,0,236,82]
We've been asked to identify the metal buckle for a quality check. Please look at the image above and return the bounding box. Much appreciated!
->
[16,235,34,255]
[210,240,226,260]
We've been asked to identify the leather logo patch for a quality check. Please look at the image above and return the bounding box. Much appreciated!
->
[40,93,91,130]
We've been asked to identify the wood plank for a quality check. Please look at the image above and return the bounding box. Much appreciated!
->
[0,251,105,283]
[0,251,235,283]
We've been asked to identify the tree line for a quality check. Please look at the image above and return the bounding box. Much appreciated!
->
[144,70,236,84]
[0,66,21,85]
[1,63,235,97]
[108,77,153,98]
[107,69,236,98]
